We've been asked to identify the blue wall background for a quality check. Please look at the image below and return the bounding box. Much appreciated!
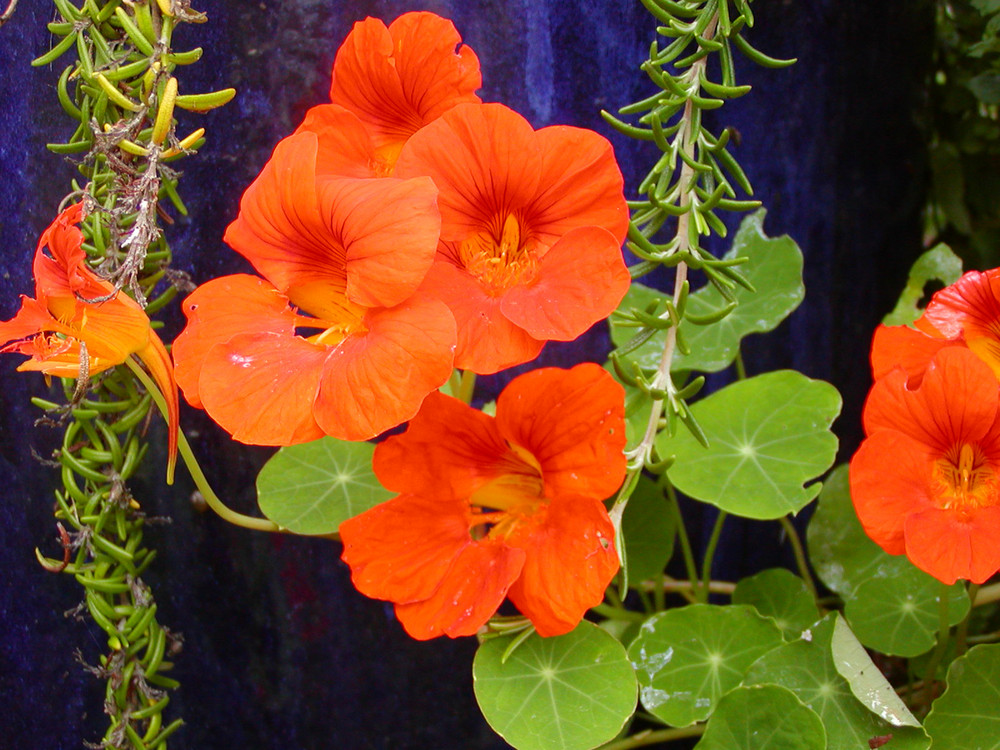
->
[0,1,932,747]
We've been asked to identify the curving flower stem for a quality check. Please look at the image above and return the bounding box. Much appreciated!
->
[778,515,819,601]
[919,586,955,713]
[700,511,728,602]
[458,369,477,405]
[125,358,283,533]
[665,481,699,589]
[955,583,980,657]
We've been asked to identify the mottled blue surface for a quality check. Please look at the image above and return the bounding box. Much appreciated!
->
[0,1,932,747]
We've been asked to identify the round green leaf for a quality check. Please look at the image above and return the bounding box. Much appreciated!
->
[628,604,784,726]
[656,370,841,519]
[744,613,930,750]
[807,464,914,599]
[473,621,637,750]
[622,475,676,586]
[256,437,392,534]
[845,567,970,657]
[925,643,1000,750]
[694,684,826,750]
[732,568,820,639]
[611,210,805,374]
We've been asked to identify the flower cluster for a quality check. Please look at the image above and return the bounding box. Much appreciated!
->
[0,205,179,471]
[851,270,1000,584]
[172,11,630,445]
[171,12,632,637]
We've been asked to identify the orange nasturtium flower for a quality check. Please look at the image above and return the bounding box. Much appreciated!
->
[339,364,626,639]
[0,204,179,472]
[172,131,456,445]
[850,347,1000,584]
[870,269,1000,387]
[395,102,631,374]
[328,11,481,173]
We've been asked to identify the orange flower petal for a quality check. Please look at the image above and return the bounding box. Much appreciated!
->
[506,494,619,637]
[870,322,956,387]
[849,429,936,556]
[172,275,299,408]
[329,12,481,157]
[394,103,542,241]
[197,331,326,446]
[295,104,380,179]
[496,364,627,500]
[419,259,543,374]
[904,505,1000,584]
[500,226,630,341]
[312,294,456,440]
[863,347,998,448]
[373,390,510,497]
[527,125,628,245]
[224,131,441,311]
[339,493,474,604]
[393,541,525,639]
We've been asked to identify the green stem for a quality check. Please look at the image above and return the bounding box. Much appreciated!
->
[666,481,699,589]
[778,515,818,601]
[974,581,1000,606]
[640,578,736,596]
[700,511,727,602]
[600,725,705,750]
[955,583,979,657]
[458,369,477,405]
[919,585,954,713]
[734,347,747,380]
[591,603,647,623]
[125,358,282,533]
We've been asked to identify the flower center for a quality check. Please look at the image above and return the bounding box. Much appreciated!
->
[288,281,368,347]
[467,441,545,541]
[458,214,539,295]
[934,442,997,511]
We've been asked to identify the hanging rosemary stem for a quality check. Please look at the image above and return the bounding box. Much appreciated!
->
[27,0,229,745]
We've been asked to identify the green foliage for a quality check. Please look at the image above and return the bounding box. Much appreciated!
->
[611,210,805,373]
[928,0,1000,266]
[845,568,970,657]
[925,644,1000,749]
[694,684,826,750]
[472,622,637,750]
[256,438,392,535]
[732,568,820,639]
[628,604,784,726]
[744,614,931,749]
[806,465,971,657]
[882,243,963,326]
[656,371,841,519]
[621,476,676,585]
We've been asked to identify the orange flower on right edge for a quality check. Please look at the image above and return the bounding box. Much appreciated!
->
[850,347,1000,584]
[394,103,631,374]
[339,364,626,639]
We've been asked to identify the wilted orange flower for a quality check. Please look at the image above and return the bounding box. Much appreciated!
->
[394,103,631,374]
[0,204,178,473]
[851,347,1000,584]
[871,269,1000,387]
[172,131,456,444]
[339,364,626,639]
[329,11,481,173]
